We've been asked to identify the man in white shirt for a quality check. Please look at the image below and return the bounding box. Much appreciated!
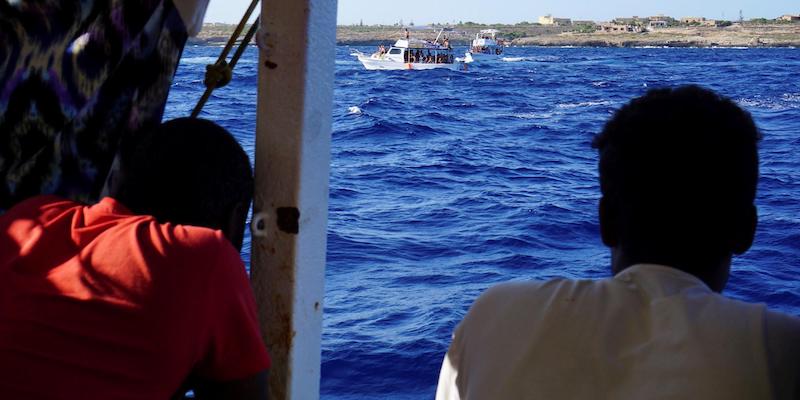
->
[436,86,800,400]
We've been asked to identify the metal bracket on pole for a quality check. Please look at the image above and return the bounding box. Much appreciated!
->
[251,1,336,399]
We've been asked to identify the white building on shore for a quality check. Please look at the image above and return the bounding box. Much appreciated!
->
[539,15,572,26]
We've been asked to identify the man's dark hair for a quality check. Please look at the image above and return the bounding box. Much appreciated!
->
[592,85,760,273]
[115,118,253,233]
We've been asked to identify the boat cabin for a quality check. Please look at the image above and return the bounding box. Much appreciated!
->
[384,39,456,64]
[471,29,504,55]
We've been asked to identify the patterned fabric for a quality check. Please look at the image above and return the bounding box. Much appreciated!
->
[0,0,188,210]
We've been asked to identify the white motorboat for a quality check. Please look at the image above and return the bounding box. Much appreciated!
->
[469,29,505,58]
[353,34,472,71]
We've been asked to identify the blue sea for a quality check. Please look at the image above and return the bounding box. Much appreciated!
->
[166,45,800,399]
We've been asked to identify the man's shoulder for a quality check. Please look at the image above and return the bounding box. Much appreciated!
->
[464,277,601,324]
[475,277,602,306]
[2,195,78,219]
[163,222,230,248]
[69,197,236,262]
[453,277,610,367]
[140,221,242,267]
[764,309,800,352]
[763,310,800,399]
[1,195,87,246]
[81,199,243,272]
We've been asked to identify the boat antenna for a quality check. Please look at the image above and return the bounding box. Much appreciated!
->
[434,28,443,45]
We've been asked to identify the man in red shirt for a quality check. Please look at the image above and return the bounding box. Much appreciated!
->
[0,118,270,399]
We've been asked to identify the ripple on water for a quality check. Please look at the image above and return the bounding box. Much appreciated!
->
[165,46,800,400]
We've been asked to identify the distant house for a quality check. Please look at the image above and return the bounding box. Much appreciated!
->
[539,15,572,26]
[681,17,706,25]
[648,20,668,29]
[778,14,800,22]
[598,23,643,33]
[649,15,676,25]
[680,17,722,26]
[613,16,647,26]
[572,20,597,29]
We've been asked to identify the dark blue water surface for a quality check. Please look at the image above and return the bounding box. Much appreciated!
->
[166,45,800,399]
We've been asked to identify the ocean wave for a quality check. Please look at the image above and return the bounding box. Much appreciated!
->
[513,112,556,119]
[556,100,614,109]
[737,97,797,111]
[502,55,561,63]
[171,45,800,400]
[782,93,800,103]
[179,56,218,65]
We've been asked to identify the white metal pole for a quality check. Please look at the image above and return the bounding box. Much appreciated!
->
[251,0,336,399]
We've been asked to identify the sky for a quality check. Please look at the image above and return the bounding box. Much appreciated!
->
[205,0,799,25]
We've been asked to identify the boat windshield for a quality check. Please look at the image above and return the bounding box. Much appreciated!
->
[403,48,455,64]
[396,38,451,50]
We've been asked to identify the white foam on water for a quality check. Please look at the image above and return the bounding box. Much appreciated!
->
[348,106,363,115]
[556,100,613,109]
[737,97,791,111]
[514,112,555,119]
[782,93,800,103]
[501,56,560,63]
[180,56,218,65]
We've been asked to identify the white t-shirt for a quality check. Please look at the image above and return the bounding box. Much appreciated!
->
[436,264,800,400]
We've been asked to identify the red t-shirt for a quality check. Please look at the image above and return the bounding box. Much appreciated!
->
[0,196,270,399]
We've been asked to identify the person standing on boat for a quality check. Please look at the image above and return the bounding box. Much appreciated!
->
[0,118,270,399]
[436,86,800,400]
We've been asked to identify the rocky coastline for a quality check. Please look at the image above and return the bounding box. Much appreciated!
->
[190,23,800,48]
[513,25,800,47]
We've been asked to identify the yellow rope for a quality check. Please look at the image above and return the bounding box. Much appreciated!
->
[191,0,261,118]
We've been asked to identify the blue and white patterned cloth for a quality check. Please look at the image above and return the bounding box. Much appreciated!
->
[0,0,189,210]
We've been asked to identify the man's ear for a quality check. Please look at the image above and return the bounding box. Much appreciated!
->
[599,196,619,248]
[224,201,249,252]
[731,204,757,255]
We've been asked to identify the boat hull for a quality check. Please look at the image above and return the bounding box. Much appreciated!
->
[469,52,502,59]
[356,55,463,71]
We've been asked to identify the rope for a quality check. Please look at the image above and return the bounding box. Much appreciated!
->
[191,0,261,118]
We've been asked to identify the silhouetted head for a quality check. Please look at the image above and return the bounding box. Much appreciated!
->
[593,85,760,292]
[103,118,253,251]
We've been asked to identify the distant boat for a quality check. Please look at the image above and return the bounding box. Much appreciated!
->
[470,29,505,58]
[352,29,472,71]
